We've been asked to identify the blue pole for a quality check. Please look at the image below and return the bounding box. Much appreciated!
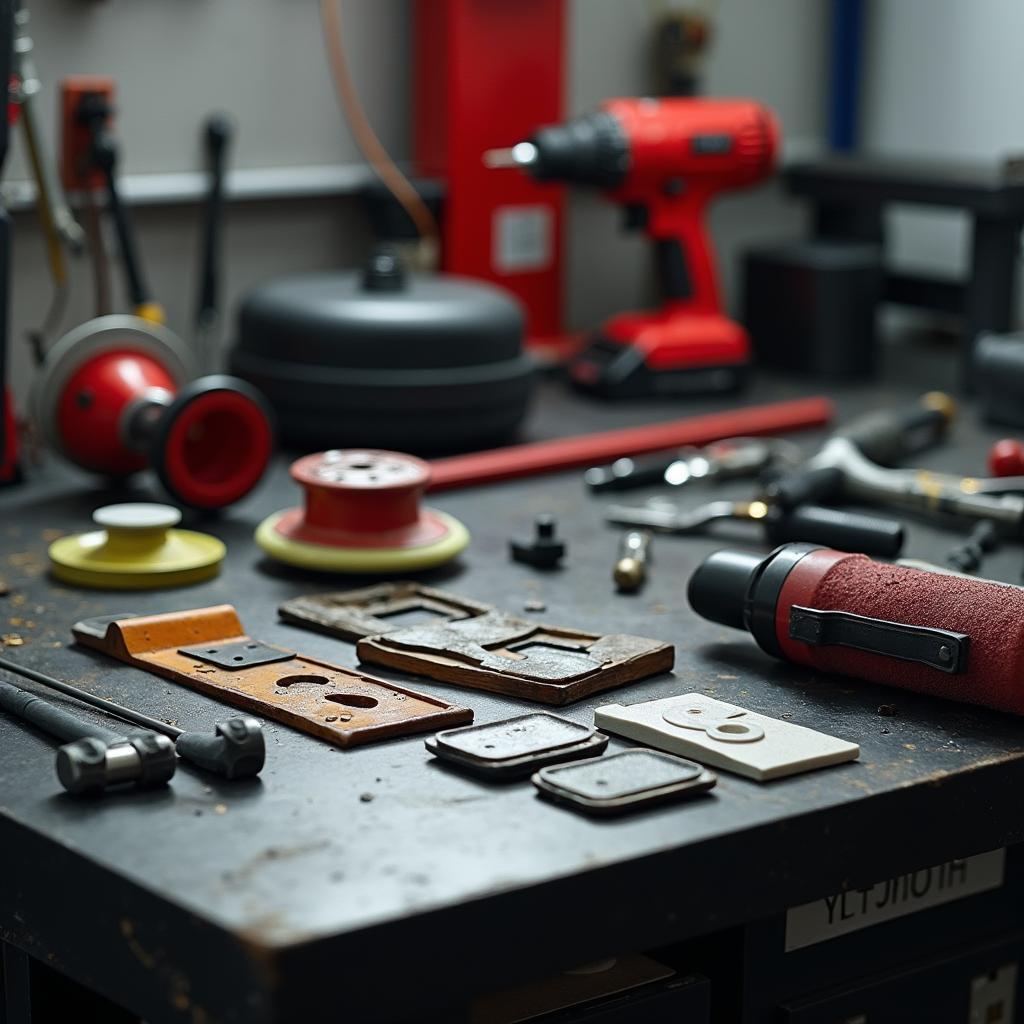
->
[828,0,865,152]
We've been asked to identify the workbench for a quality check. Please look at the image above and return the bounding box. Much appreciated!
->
[3,356,1024,1023]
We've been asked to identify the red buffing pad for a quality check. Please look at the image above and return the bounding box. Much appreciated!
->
[776,549,1024,714]
[256,450,470,573]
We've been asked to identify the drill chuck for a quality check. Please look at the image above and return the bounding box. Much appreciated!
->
[501,110,630,188]
[689,542,1024,715]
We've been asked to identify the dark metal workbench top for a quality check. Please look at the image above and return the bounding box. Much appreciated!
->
[3,360,1024,1023]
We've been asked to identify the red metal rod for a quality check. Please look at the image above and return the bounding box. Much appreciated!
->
[427,397,834,492]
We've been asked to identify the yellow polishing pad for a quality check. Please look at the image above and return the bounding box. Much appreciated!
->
[255,508,469,573]
[49,503,225,590]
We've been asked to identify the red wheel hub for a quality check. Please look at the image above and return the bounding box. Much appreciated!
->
[275,450,451,550]
[56,349,175,475]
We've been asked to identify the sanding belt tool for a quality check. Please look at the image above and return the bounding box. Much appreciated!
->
[690,542,1024,716]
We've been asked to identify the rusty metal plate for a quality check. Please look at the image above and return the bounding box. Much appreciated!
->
[71,605,472,747]
[279,583,674,705]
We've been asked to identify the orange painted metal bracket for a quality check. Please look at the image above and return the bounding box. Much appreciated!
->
[72,605,472,747]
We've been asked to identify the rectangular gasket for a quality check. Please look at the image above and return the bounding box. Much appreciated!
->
[72,605,472,748]
[532,749,716,816]
[279,583,674,705]
[425,713,609,780]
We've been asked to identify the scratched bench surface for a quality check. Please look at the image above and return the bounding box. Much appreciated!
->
[3,357,1024,1023]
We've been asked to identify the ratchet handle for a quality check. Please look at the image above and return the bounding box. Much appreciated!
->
[764,505,906,558]
[840,394,953,466]
[763,465,843,509]
[584,455,675,492]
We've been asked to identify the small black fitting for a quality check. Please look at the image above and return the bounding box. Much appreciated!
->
[510,514,566,569]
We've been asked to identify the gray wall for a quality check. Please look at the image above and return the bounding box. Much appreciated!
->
[6,0,825,406]
[861,0,1024,312]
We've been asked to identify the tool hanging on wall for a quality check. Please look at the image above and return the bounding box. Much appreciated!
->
[0,0,17,489]
[194,113,233,366]
[279,582,673,705]
[0,678,176,795]
[486,96,779,397]
[72,605,473,747]
[257,449,470,573]
[0,655,264,779]
[48,503,226,590]
[688,542,1024,715]
[12,2,83,361]
[75,85,163,324]
[650,2,717,97]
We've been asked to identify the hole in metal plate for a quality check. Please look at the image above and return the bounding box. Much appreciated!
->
[277,674,330,689]
[325,692,378,709]
[374,605,449,628]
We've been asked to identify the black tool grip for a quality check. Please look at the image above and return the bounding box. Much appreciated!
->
[763,465,843,509]
[764,505,905,558]
[0,680,124,745]
[584,455,674,492]
[174,718,265,779]
[840,396,952,466]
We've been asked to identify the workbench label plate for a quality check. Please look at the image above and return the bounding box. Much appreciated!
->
[784,848,1005,952]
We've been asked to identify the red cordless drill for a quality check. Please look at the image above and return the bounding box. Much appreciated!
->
[486,97,779,398]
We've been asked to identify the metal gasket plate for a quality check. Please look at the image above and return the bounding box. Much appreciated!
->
[434,713,594,760]
[426,713,608,780]
[533,749,716,816]
[178,639,295,670]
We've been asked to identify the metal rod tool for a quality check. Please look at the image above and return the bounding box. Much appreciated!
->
[0,655,265,779]
[0,678,175,795]
[606,499,905,558]
[585,437,801,493]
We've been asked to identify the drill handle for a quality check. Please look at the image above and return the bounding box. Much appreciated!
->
[647,187,722,314]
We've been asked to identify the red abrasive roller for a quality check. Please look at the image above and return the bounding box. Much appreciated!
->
[31,315,273,510]
[688,542,1024,715]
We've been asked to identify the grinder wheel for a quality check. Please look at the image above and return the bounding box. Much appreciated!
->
[256,449,470,573]
[31,314,195,461]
